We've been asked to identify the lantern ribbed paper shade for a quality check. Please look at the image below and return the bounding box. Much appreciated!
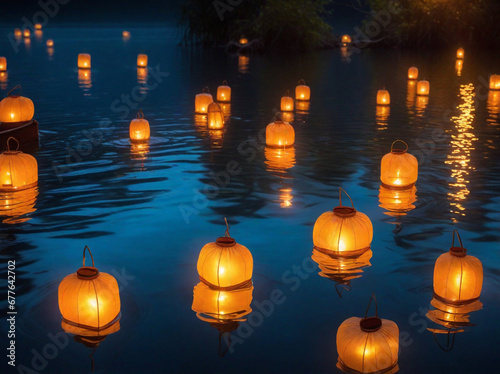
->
[380,141,418,189]
[0,138,38,192]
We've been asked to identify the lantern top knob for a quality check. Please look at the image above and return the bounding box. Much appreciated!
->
[449,229,467,257]
[390,140,408,154]
[76,245,100,279]
[216,218,236,247]
[333,187,357,217]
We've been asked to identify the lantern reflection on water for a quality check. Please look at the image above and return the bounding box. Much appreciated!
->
[219,103,231,119]
[376,105,390,131]
[137,67,148,85]
[337,294,399,374]
[311,248,372,295]
[455,59,463,76]
[296,100,310,114]
[209,129,224,149]
[378,185,417,217]
[487,90,500,123]
[0,186,38,224]
[264,146,296,172]
[130,141,150,160]
[278,186,293,208]
[35,30,42,40]
[313,188,373,256]
[192,281,253,356]
[196,219,253,290]
[282,111,294,123]
[78,69,92,91]
[238,55,249,74]
[406,80,416,107]
[0,72,7,90]
[415,95,429,116]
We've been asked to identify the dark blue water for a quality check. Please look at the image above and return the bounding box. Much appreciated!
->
[0,27,499,374]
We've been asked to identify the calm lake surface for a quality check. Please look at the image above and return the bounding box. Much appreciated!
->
[0,27,499,374]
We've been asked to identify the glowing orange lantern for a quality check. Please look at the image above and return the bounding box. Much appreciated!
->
[280,90,294,112]
[337,294,399,374]
[238,55,249,73]
[122,30,130,38]
[23,29,30,38]
[417,80,430,95]
[433,230,483,304]
[487,90,500,117]
[295,79,311,101]
[456,47,464,59]
[455,59,463,76]
[207,102,225,130]
[377,89,390,105]
[408,66,418,80]
[196,219,253,290]
[34,23,42,30]
[0,138,37,192]
[380,140,418,189]
[78,53,91,69]
[14,29,22,38]
[311,248,372,293]
[46,39,54,47]
[265,113,295,148]
[378,185,417,217]
[313,188,373,256]
[341,35,352,45]
[58,246,121,331]
[0,85,35,124]
[489,75,500,90]
[195,87,213,114]
[0,57,6,72]
[217,80,231,102]
[137,54,148,68]
[129,109,150,141]
[265,146,296,172]
[239,37,248,45]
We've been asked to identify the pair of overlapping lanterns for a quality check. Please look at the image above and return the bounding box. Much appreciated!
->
[407,66,430,104]
[193,219,253,354]
[58,246,121,348]
[337,294,400,374]
[426,230,483,348]
[280,79,311,114]
[195,82,230,130]
[379,140,418,216]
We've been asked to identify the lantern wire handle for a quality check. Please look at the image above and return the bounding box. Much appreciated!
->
[391,140,408,153]
[432,330,456,352]
[338,187,354,208]
[335,281,351,298]
[224,217,230,237]
[218,332,231,357]
[6,137,20,152]
[137,109,144,119]
[451,229,464,250]
[7,84,22,97]
[83,245,96,268]
[89,347,97,372]
[364,292,378,318]
[298,79,305,85]
[284,89,290,97]
[222,80,228,85]
[203,86,210,94]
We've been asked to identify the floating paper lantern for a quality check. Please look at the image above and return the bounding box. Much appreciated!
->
[341,35,352,45]
[239,37,248,45]
[456,47,464,59]
[417,80,430,95]
[207,102,225,130]
[408,66,418,80]
[280,90,294,112]
[78,53,91,69]
[337,294,399,374]
[0,85,35,124]
[34,24,42,30]
[295,79,311,101]
[23,29,30,38]
[377,89,390,105]
[265,146,295,172]
[311,248,372,292]
[14,28,22,38]
[129,109,150,141]
[58,246,121,331]
[217,80,231,102]
[0,57,6,72]
[238,55,249,73]
[265,112,295,148]
[137,54,148,68]
[122,30,130,38]
[0,138,38,192]
[455,59,463,76]
[195,87,213,114]
[378,185,417,216]
[46,39,54,47]
[196,219,253,290]
[489,75,500,90]
[380,140,418,189]
[433,230,483,304]
[313,188,373,256]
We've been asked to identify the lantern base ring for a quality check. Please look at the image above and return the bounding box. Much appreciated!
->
[432,292,480,307]
[337,358,399,374]
[62,312,121,332]
[380,181,415,191]
[313,245,370,258]
[199,276,252,291]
